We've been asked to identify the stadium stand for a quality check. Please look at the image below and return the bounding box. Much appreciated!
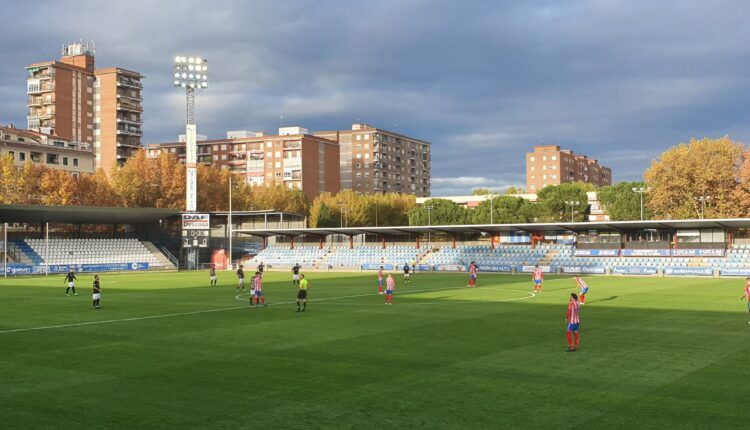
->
[245,242,750,274]
[19,238,171,268]
[245,246,329,269]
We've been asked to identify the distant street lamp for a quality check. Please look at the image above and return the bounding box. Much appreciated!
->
[696,195,712,219]
[425,205,434,247]
[488,194,497,225]
[565,200,580,223]
[632,187,650,221]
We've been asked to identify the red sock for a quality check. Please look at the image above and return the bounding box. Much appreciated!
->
[566,331,573,347]
[261,297,265,305]
[574,332,580,347]
[379,287,382,293]
[581,294,585,303]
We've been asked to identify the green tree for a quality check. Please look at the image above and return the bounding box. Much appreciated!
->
[597,181,651,220]
[408,199,468,225]
[470,196,531,224]
[471,187,492,196]
[537,183,590,222]
[504,186,524,195]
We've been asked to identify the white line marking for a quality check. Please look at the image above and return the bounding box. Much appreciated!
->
[0,306,244,335]
[0,286,535,335]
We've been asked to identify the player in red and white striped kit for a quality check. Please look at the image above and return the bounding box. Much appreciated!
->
[251,271,266,307]
[575,276,589,305]
[467,262,478,288]
[532,265,544,292]
[741,277,750,324]
[385,274,396,305]
[565,293,581,352]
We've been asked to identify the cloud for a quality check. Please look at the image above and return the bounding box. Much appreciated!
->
[3,0,750,196]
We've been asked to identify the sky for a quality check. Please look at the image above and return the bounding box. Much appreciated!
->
[2,0,750,196]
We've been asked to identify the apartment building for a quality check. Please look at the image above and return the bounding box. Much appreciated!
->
[25,42,143,172]
[526,145,612,192]
[315,123,431,196]
[93,67,144,170]
[0,125,95,175]
[147,127,340,200]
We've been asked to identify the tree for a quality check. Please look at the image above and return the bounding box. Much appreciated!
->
[472,187,492,196]
[470,196,532,224]
[308,191,415,227]
[536,183,590,222]
[408,198,468,225]
[504,186,524,195]
[645,136,743,219]
[597,181,651,221]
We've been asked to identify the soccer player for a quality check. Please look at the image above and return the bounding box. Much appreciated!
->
[575,276,589,305]
[378,266,385,295]
[236,265,246,291]
[385,273,396,305]
[257,261,265,278]
[467,261,478,288]
[403,263,411,283]
[251,271,266,307]
[209,264,218,287]
[565,292,581,352]
[297,274,309,312]
[292,263,301,287]
[64,268,78,296]
[532,265,544,292]
[92,274,101,309]
[740,277,750,323]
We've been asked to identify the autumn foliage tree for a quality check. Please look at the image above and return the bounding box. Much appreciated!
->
[309,190,414,227]
[645,137,744,219]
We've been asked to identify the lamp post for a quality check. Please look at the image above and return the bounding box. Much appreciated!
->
[565,200,580,223]
[340,205,349,228]
[173,55,208,213]
[489,194,496,225]
[425,205,434,247]
[696,195,711,219]
[632,187,650,221]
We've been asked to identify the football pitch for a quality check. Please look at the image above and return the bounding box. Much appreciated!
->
[1,271,749,429]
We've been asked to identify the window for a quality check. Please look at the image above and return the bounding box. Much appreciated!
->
[8,151,14,160]
[221,144,227,150]
[266,142,272,148]
[63,157,68,166]
[551,155,557,160]
[364,133,370,139]
[212,145,218,151]
[529,156,535,161]
[542,156,546,161]
[275,152,281,158]
[542,165,547,170]
[213,155,218,161]
[73,158,78,167]
[19,152,26,161]
[530,166,535,171]
[275,162,281,168]
[356,135,362,141]
[221,155,227,160]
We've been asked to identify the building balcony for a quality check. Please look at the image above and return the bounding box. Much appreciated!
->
[117,127,143,136]
[117,79,143,89]
[116,117,143,125]
[27,98,43,107]
[117,101,143,112]
[116,93,143,102]
[27,112,54,120]
[116,140,142,148]
[228,159,246,166]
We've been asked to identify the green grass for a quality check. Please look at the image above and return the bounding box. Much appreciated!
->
[1,271,749,429]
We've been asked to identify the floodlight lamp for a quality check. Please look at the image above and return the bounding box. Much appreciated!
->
[190,83,195,88]
[174,56,181,63]
[201,82,208,88]
[195,58,202,64]
[174,80,180,85]
[202,75,207,80]
[188,57,195,63]
[181,83,186,88]
[188,64,194,71]
[182,73,187,78]
[174,72,180,78]
[181,56,187,63]
[189,74,194,79]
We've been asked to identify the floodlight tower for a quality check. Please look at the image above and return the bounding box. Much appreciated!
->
[173,56,208,212]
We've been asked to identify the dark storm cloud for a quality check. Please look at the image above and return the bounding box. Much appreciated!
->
[2,0,750,195]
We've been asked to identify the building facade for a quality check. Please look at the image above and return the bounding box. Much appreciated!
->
[525,145,611,192]
[315,123,431,196]
[0,125,95,175]
[147,127,340,200]
[93,67,143,170]
[25,42,143,172]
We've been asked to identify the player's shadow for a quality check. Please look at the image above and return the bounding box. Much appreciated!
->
[587,296,618,303]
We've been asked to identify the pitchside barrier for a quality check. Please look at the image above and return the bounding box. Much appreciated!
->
[5,262,150,276]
